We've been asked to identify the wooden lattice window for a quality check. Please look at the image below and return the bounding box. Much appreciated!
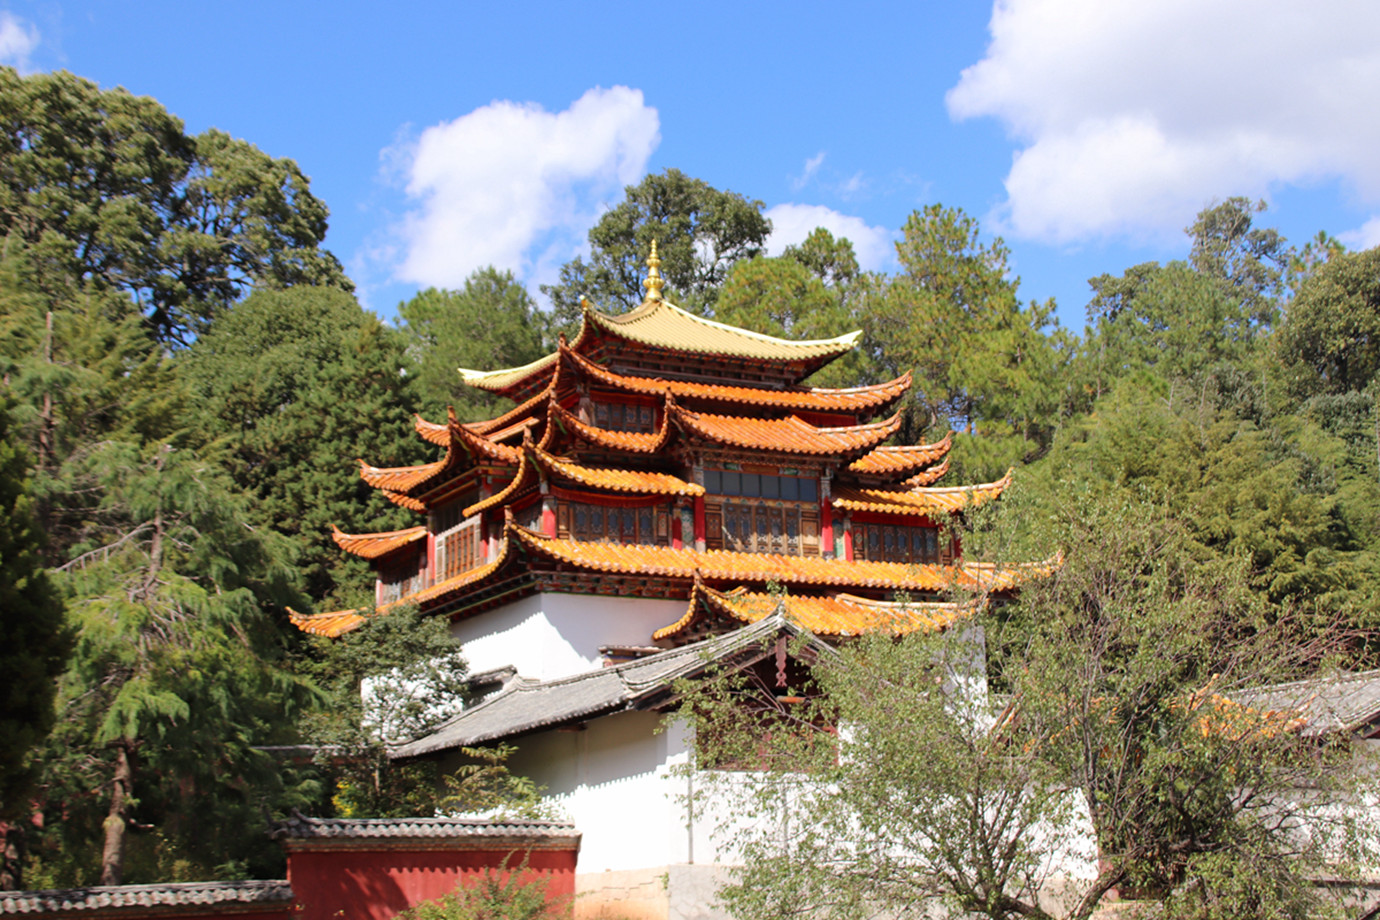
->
[379,551,426,604]
[593,401,655,433]
[852,523,948,565]
[570,502,663,546]
[432,502,484,581]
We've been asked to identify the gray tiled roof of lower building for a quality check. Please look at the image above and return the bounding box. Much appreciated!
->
[271,815,578,839]
[0,880,291,915]
[1236,669,1380,737]
[393,614,823,759]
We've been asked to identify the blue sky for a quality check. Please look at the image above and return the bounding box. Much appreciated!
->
[4,1,1379,333]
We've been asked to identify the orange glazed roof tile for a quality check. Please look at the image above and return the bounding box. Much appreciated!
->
[532,446,704,497]
[548,400,672,454]
[559,346,910,415]
[463,451,536,517]
[905,456,951,487]
[415,415,450,446]
[652,584,981,641]
[358,456,449,493]
[382,490,428,512]
[361,425,520,499]
[847,431,954,475]
[508,524,1044,593]
[288,607,367,638]
[833,470,1013,516]
[332,525,427,560]
[673,407,901,456]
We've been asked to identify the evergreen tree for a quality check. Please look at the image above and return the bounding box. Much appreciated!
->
[396,269,550,423]
[183,287,425,606]
[542,168,770,330]
[0,398,67,889]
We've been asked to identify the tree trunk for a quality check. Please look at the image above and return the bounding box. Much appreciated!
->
[0,822,25,890]
[100,742,134,886]
[37,309,52,471]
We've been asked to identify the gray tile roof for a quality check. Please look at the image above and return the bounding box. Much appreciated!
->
[0,881,291,915]
[271,815,578,839]
[394,614,827,759]
[1236,669,1380,737]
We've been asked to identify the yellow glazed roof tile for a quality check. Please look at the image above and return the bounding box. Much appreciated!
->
[287,607,368,638]
[548,401,672,454]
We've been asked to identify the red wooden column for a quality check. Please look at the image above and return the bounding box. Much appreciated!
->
[843,513,855,561]
[818,469,834,558]
[671,499,685,550]
[693,496,706,551]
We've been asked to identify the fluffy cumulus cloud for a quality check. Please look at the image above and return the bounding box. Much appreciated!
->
[947,0,1380,243]
[393,86,659,288]
[764,203,894,272]
[0,12,39,71]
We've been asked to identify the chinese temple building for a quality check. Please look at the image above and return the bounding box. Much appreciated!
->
[289,244,1055,919]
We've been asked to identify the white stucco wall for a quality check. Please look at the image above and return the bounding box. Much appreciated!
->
[449,593,686,681]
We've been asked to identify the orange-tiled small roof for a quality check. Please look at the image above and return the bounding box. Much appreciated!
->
[288,607,367,638]
[653,584,981,641]
[905,456,951,487]
[847,431,954,475]
[532,446,704,497]
[458,352,560,396]
[382,490,427,512]
[332,525,427,560]
[833,470,1012,516]
[547,400,672,454]
[415,415,450,447]
[674,408,901,457]
[560,346,910,415]
[360,424,519,499]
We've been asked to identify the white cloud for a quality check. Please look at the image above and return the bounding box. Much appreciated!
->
[764,203,894,272]
[0,12,39,71]
[1339,216,1380,252]
[792,151,826,191]
[391,86,660,288]
[947,0,1380,243]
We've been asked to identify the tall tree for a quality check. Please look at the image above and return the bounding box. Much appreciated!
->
[1187,196,1288,329]
[858,205,1069,478]
[0,398,68,889]
[0,69,349,345]
[183,287,424,606]
[37,442,307,887]
[396,269,550,423]
[1275,246,1380,400]
[542,169,770,330]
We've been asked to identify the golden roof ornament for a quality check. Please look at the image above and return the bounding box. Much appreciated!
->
[643,239,665,302]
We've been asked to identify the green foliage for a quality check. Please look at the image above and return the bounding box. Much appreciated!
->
[689,495,1375,920]
[397,269,550,423]
[395,867,564,920]
[0,69,349,345]
[1275,246,1380,399]
[858,204,1071,478]
[1186,196,1287,328]
[32,441,314,886]
[298,605,468,818]
[182,286,425,605]
[542,168,769,330]
[0,398,68,824]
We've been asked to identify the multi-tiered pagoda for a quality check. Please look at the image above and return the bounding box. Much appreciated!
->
[289,245,1055,910]
[291,244,1039,649]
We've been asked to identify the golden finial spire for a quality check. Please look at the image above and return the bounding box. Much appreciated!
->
[643,239,665,302]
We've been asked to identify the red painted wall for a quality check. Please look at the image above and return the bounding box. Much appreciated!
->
[287,846,577,920]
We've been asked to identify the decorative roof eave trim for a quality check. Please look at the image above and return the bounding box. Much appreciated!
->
[559,345,911,415]
[288,606,368,638]
[846,430,955,475]
[531,445,705,498]
[415,414,451,446]
[459,352,560,396]
[904,456,952,487]
[381,489,428,512]
[332,525,428,560]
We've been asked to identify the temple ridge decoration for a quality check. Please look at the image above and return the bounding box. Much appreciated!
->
[293,248,1053,645]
